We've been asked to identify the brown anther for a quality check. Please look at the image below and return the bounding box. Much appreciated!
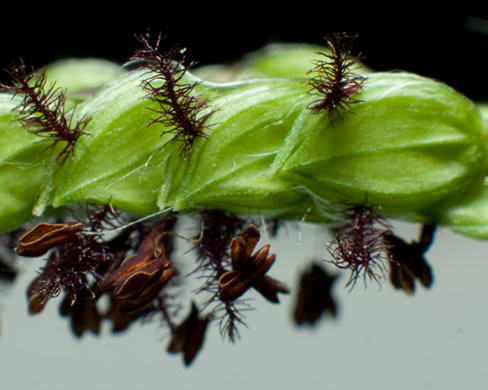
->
[113,256,171,301]
[99,219,178,314]
[138,218,175,258]
[219,225,287,303]
[116,267,177,314]
[28,291,48,315]
[219,245,275,301]
[17,222,84,257]
[167,302,210,366]
[27,276,48,315]
[252,275,290,304]
[99,250,175,313]
[230,224,261,270]
[98,250,155,291]
[229,237,249,270]
[235,225,260,262]
[27,273,54,315]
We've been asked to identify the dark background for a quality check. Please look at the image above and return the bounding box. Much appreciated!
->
[1,11,487,100]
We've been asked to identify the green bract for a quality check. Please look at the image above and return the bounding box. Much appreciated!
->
[35,70,172,216]
[44,58,126,105]
[427,104,488,238]
[0,94,47,233]
[238,43,370,79]
[158,80,313,216]
[276,72,485,216]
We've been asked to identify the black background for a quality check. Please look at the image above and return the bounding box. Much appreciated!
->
[1,10,487,100]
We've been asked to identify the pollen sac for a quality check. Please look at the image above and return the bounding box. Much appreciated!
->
[278,72,486,215]
[252,275,290,304]
[16,222,84,257]
[111,255,171,300]
[27,272,55,315]
[218,225,289,302]
[116,267,176,314]
[100,250,175,313]
[99,219,177,314]
[218,245,275,301]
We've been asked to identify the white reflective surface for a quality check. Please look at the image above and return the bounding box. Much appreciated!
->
[1,221,487,389]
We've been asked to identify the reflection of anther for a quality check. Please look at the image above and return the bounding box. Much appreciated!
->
[167,302,210,366]
[60,289,101,338]
[384,224,435,294]
[294,263,338,326]
[104,296,149,333]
